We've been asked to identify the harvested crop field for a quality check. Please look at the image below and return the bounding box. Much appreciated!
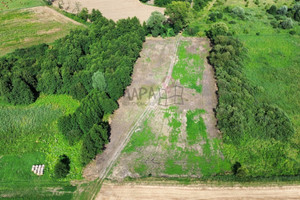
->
[53,0,164,22]
[97,183,300,200]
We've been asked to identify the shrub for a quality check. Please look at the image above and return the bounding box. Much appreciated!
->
[294,8,300,21]
[54,155,70,178]
[43,0,53,5]
[154,0,172,7]
[232,6,245,19]
[243,28,249,34]
[267,5,277,15]
[206,22,229,40]
[270,20,279,28]
[280,18,294,29]
[277,5,288,15]
[167,28,176,37]
[185,24,200,36]
[193,0,211,11]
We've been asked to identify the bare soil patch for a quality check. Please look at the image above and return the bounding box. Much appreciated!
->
[106,37,224,180]
[53,0,164,22]
[97,183,300,200]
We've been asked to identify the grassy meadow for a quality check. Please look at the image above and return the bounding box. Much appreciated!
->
[0,95,82,198]
[0,0,45,11]
[185,0,300,177]
[0,7,80,56]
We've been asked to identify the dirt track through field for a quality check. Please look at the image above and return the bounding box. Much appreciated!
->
[53,0,164,22]
[98,183,300,200]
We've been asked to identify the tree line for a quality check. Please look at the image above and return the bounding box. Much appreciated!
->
[207,23,298,176]
[0,9,145,168]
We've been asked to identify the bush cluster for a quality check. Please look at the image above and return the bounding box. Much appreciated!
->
[267,3,300,29]
[193,0,212,11]
[146,1,190,37]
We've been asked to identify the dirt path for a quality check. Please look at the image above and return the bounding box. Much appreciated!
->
[53,0,164,22]
[97,183,300,200]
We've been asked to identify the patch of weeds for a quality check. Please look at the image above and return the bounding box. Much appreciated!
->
[172,41,204,93]
[186,109,206,145]
[123,119,156,153]
[134,163,148,175]
[164,159,184,175]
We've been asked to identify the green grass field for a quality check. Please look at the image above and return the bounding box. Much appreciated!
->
[0,7,80,56]
[0,95,82,198]
[0,0,45,11]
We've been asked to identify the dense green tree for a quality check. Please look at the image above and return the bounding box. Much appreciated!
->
[165,1,190,32]
[81,123,109,165]
[267,5,277,15]
[147,11,166,37]
[193,0,211,11]
[206,22,229,41]
[9,78,35,105]
[58,114,83,145]
[78,8,89,21]
[154,0,172,7]
[54,155,71,178]
[89,9,103,22]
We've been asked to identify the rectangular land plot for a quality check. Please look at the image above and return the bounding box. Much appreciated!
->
[108,37,230,180]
